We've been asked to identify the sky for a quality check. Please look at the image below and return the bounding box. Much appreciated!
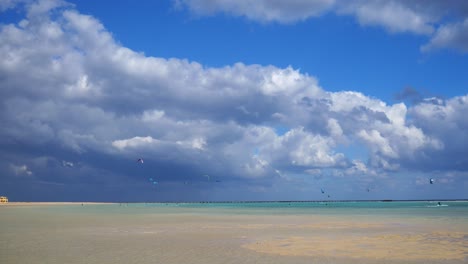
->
[0,0,467,202]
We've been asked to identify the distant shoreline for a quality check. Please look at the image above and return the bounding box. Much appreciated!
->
[1,199,467,205]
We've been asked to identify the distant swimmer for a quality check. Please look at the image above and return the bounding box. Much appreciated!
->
[437,202,441,206]
[137,158,144,164]
[430,178,434,184]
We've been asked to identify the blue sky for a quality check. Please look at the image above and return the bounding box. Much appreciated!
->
[0,0,467,202]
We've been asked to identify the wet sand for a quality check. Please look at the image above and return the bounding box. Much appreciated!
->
[0,203,467,264]
[243,231,467,261]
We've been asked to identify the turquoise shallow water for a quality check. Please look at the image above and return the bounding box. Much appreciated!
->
[102,200,468,217]
[155,200,468,210]
[1,201,467,264]
[87,200,468,209]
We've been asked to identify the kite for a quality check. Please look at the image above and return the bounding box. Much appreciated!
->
[147,177,158,186]
[62,161,74,167]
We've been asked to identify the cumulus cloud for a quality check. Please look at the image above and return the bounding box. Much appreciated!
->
[275,127,346,168]
[408,95,468,170]
[175,0,468,53]
[0,0,466,200]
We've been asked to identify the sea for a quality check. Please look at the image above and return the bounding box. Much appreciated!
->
[1,200,467,264]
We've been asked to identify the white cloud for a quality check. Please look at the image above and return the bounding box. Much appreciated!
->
[338,1,435,35]
[176,137,207,150]
[112,136,159,150]
[65,74,100,97]
[347,160,369,174]
[175,0,468,52]
[324,91,445,170]
[243,156,271,178]
[0,0,24,11]
[421,18,468,53]
[328,91,386,113]
[178,0,438,34]
[142,110,165,123]
[407,95,468,170]
[26,0,68,18]
[327,118,343,138]
[358,129,397,159]
[175,0,335,23]
[260,66,322,99]
[275,127,346,168]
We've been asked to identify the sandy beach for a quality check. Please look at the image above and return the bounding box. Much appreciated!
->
[0,202,467,264]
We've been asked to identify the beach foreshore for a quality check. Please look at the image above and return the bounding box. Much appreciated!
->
[0,202,467,264]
